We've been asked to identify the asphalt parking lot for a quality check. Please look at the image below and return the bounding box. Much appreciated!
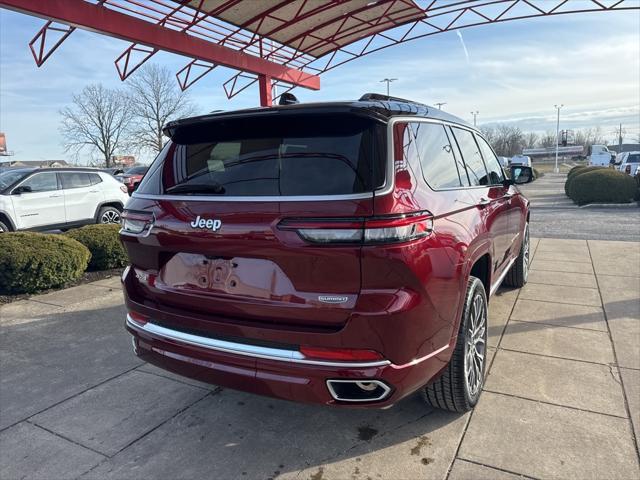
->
[1,234,639,480]
[520,173,640,241]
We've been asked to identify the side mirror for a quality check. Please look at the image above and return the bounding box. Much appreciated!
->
[510,166,534,185]
[12,185,32,194]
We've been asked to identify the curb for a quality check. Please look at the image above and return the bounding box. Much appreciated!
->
[578,202,639,209]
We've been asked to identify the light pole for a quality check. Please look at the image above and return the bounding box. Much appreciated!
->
[435,102,447,110]
[380,78,397,96]
[470,111,479,126]
[554,104,563,173]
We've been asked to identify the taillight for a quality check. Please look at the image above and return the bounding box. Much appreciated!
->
[278,212,433,245]
[300,346,384,362]
[121,210,154,235]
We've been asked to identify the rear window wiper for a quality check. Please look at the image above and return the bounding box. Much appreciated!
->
[165,183,225,195]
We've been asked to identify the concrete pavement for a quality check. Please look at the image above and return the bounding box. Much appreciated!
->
[1,239,639,480]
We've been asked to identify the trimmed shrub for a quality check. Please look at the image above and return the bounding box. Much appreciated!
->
[568,165,588,178]
[0,233,90,294]
[66,224,128,270]
[567,169,637,205]
[564,166,606,196]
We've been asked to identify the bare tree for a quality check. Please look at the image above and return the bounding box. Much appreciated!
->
[539,131,556,148]
[60,84,132,167]
[127,64,197,153]
[524,131,538,149]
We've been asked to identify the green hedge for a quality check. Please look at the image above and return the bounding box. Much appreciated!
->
[0,233,90,294]
[567,169,637,205]
[66,224,128,270]
[564,166,605,196]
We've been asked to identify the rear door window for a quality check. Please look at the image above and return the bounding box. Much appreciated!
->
[411,122,464,189]
[89,173,103,185]
[60,172,92,189]
[137,114,384,197]
[452,127,490,186]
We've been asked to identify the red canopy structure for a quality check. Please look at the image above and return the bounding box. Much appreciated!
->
[1,0,637,106]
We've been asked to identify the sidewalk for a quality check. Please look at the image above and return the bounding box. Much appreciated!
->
[1,239,639,480]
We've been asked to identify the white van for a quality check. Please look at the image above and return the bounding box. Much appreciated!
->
[588,145,614,166]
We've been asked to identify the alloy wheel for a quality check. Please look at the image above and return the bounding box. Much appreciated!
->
[101,210,120,224]
[464,293,486,398]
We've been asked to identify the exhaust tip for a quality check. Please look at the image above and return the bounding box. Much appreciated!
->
[326,379,392,402]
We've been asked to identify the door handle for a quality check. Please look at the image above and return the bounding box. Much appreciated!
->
[49,194,62,198]
[89,190,100,193]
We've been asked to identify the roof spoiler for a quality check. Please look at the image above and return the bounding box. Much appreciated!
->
[359,93,427,107]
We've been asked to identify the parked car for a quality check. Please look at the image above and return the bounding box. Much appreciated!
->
[0,168,129,233]
[588,144,614,166]
[498,156,510,168]
[510,154,531,167]
[121,95,532,412]
[117,166,149,194]
[101,167,125,176]
[616,151,640,176]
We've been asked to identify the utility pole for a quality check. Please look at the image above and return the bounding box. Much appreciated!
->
[470,111,479,126]
[618,123,623,152]
[380,78,397,96]
[435,102,447,110]
[554,104,563,174]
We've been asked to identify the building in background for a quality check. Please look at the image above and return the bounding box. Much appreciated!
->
[0,159,69,168]
[0,132,14,157]
[111,155,136,167]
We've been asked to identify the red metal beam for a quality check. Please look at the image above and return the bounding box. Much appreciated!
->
[258,74,272,107]
[0,0,320,90]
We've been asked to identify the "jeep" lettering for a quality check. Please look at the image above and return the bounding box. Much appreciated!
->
[190,215,222,231]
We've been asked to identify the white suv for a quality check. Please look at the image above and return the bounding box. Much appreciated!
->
[0,168,130,233]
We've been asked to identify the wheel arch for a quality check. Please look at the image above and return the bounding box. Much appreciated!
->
[94,201,124,222]
[0,210,16,231]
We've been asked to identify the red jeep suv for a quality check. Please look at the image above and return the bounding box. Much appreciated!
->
[121,95,532,412]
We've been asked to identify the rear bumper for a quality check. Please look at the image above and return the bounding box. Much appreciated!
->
[126,314,450,408]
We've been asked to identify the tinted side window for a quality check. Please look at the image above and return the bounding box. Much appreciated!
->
[475,135,505,185]
[20,172,58,193]
[89,173,103,185]
[411,123,463,189]
[452,127,489,186]
[61,172,92,189]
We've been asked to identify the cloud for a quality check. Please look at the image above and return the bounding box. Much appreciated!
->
[1,8,638,161]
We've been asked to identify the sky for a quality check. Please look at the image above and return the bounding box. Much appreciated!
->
[1,4,639,164]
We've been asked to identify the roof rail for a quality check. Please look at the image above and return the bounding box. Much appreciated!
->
[359,93,426,106]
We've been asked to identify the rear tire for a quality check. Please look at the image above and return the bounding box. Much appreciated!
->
[97,206,121,225]
[503,223,530,288]
[0,220,10,233]
[423,276,488,412]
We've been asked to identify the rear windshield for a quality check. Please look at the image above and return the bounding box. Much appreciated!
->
[136,113,385,197]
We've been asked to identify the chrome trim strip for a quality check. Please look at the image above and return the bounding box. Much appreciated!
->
[326,379,392,402]
[126,315,390,368]
[131,192,374,202]
[394,343,451,368]
[489,256,517,297]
